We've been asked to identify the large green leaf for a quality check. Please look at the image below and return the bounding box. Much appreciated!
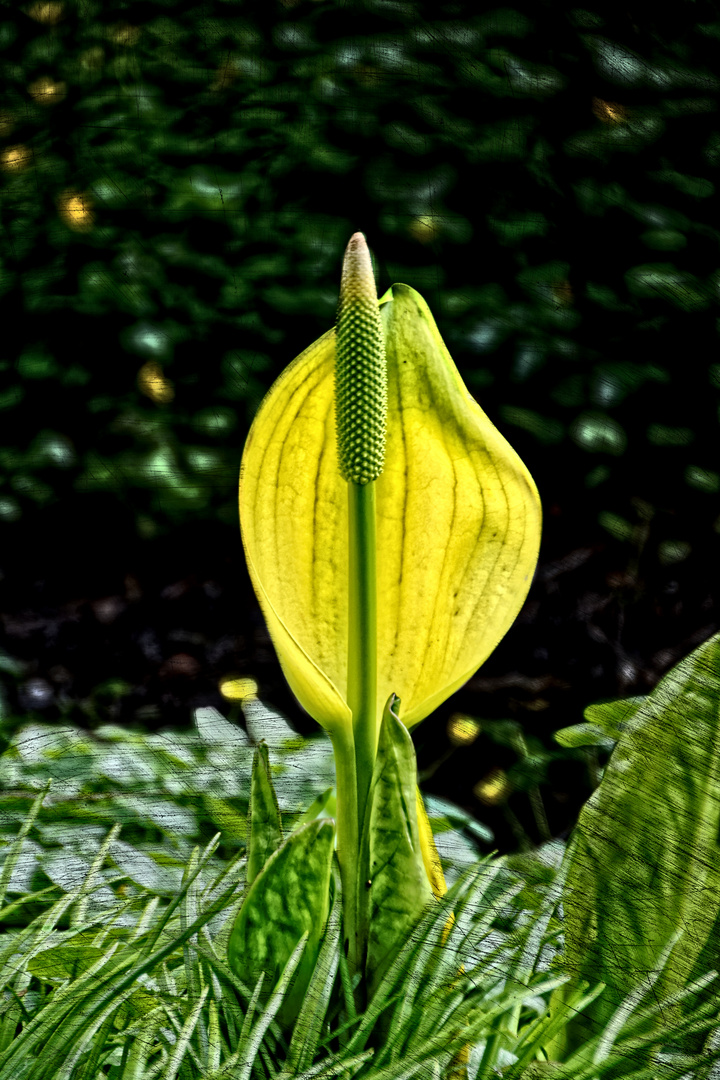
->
[360,694,434,1000]
[227,817,335,1030]
[553,631,720,1055]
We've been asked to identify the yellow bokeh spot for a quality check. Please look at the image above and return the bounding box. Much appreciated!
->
[107,22,141,46]
[28,76,66,106]
[57,190,94,232]
[408,214,440,243]
[473,769,511,806]
[552,280,573,307]
[220,677,258,702]
[1,145,32,172]
[27,1,64,23]
[447,713,481,747]
[592,97,629,124]
[137,361,175,404]
[209,61,239,93]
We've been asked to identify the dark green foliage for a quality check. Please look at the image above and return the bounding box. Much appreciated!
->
[0,0,717,560]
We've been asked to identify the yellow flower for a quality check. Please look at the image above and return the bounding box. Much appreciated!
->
[239,282,541,737]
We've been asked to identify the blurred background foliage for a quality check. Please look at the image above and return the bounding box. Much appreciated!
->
[1,0,719,853]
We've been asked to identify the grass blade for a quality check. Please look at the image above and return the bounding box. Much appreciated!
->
[286,879,342,1073]
[162,984,209,1080]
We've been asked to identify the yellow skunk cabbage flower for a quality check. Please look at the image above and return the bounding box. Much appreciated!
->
[239,278,541,736]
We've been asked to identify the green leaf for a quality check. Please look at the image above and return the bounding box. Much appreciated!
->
[552,722,614,750]
[294,786,336,830]
[598,510,635,542]
[647,423,694,446]
[582,695,646,740]
[111,987,164,1030]
[286,866,342,1073]
[498,406,564,445]
[424,793,494,846]
[570,412,627,455]
[625,263,709,311]
[640,228,687,251]
[685,465,720,493]
[246,742,283,887]
[361,695,434,1000]
[27,945,108,982]
[201,794,247,844]
[109,840,183,896]
[658,539,692,565]
[227,817,335,1030]
[557,632,720,1054]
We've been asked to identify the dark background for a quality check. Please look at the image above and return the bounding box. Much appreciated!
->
[1,0,719,853]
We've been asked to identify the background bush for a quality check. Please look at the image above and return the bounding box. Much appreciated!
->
[1,0,719,852]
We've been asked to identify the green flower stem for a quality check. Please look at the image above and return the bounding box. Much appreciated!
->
[347,479,379,840]
[333,231,386,990]
[330,716,360,977]
[337,478,379,986]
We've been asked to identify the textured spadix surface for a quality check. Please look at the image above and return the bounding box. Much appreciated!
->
[239,283,541,734]
[335,231,386,485]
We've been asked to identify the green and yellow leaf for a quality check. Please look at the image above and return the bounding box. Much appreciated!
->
[228,817,335,1029]
[360,694,434,998]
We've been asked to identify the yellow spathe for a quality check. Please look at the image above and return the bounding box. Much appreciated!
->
[239,283,541,736]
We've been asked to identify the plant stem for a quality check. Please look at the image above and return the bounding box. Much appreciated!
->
[331,718,359,976]
[348,481,379,827]
[511,730,551,843]
[345,478,379,980]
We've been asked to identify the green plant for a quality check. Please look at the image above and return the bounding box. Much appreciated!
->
[227,234,720,1077]
[236,233,541,1011]
[4,230,720,1078]
[0,777,560,1080]
[3,637,720,1076]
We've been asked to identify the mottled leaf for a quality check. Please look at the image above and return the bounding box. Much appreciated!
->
[361,695,434,998]
[228,817,335,1029]
[246,741,283,887]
